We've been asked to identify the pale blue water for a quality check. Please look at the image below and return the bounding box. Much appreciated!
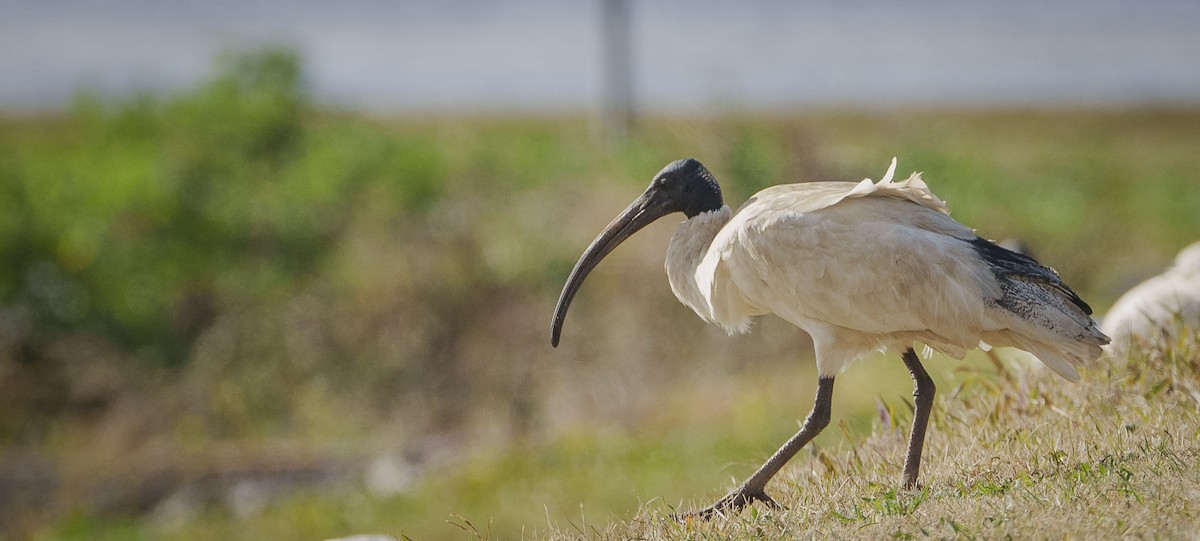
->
[2,0,1199,112]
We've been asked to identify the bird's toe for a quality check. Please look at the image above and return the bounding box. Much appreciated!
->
[676,486,781,521]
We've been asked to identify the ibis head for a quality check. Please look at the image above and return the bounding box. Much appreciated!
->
[551,158,723,347]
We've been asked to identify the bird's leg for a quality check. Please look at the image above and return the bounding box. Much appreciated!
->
[683,377,835,520]
[900,347,936,490]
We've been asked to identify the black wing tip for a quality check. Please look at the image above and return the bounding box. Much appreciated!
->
[1076,298,1094,316]
[970,236,1040,267]
[970,236,1093,315]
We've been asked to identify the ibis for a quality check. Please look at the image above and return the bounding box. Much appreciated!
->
[1101,240,1200,353]
[551,158,1109,518]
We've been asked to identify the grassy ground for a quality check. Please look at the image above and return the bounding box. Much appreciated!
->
[560,339,1200,541]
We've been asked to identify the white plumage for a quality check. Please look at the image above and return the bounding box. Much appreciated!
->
[551,157,1108,518]
[1102,241,1200,352]
[667,158,1105,380]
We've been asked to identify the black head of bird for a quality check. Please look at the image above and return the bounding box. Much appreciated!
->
[551,158,723,347]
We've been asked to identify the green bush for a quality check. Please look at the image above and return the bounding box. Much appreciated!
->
[1,48,448,363]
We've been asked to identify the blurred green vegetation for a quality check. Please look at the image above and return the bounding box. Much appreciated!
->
[5,48,306,349]
[1,47,1199,539]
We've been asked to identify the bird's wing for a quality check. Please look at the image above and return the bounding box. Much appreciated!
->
[701,173,996,356]
[696,161,1107,379]
[733,158,950,218]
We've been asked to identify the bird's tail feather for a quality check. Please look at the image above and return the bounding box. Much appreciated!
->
[969,237,1109,380]
[986,331,1099,382]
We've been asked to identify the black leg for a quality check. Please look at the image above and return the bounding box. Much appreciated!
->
[900,347,936,489]
[685,376,835,520]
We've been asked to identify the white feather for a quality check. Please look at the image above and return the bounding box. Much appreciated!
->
[664,159,1107,378]
[1101,241,1200,353]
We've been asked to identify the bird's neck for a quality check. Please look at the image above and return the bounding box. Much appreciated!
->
[665,205,733,320]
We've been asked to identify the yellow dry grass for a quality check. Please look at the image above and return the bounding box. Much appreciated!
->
[545,338,1200,540]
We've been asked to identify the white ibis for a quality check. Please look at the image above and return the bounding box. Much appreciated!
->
[1101,240,1200,353]
[551,158,1109,519]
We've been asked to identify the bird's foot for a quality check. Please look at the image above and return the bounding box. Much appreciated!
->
[675,485,781,521]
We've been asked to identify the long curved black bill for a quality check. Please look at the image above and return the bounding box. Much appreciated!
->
[550,190,670,347]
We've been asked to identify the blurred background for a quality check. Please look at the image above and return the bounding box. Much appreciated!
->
[1,1,1198,539]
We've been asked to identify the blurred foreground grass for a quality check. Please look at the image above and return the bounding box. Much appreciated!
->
[1,49,1199,539]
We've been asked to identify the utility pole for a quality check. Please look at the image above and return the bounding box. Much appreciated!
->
[599,0,634,145]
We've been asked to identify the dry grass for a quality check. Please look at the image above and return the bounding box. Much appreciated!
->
[550,338,1200,540]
